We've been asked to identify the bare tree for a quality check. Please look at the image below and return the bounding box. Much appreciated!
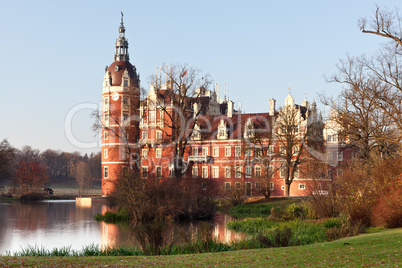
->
[276,104,312,197]
[332,6,402,141]
[75,161,91,196]
[0,139,14,188]
[241,115,277,199]
[147,63,212,178]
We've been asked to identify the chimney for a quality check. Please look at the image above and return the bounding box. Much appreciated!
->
[269,98,276,116]
[227,100,233,118]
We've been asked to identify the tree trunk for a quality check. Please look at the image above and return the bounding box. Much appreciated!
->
[285,183,290,197]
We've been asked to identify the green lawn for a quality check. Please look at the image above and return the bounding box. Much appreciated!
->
[1,228,400,267]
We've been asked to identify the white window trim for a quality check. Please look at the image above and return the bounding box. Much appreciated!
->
[255,165,261,177]
[235,146,241,157]
[225,182,231,191]
[104,166,109,179]
[156,166,162,178]
[225,146,231,157]
[235,165,241,178]
[212,166,219,178]
[156,148,162,158]
[269,182,274,191]
[225,166,231,178]
[298,183,306,190]
[104,149,108,159]
[142,166,148,178]
[213,147,219,157]
[245,166,252,178]
[202,166,208,178]
[142,149,148,159]
[192,166,198,178]
[202,147,208,156]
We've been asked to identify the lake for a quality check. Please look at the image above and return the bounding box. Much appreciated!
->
[0,199,244,255]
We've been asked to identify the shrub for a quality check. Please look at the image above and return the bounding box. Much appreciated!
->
[323,217,342,229]
[19,192,45,201]
[283,203,314,220]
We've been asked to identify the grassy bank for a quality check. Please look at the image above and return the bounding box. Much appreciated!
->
[1,228,400,267]
[229,198,300,218]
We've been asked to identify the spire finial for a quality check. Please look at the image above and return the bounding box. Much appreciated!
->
[114,12,129,61]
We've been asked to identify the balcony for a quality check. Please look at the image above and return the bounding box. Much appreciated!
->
[188,155,214,163]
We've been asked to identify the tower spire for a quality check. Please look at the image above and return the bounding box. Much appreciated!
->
[114,12,129,61]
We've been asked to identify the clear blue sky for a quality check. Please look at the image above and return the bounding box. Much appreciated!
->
[0,0,400,154]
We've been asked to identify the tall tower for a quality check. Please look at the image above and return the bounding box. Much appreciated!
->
[101,13,141,196]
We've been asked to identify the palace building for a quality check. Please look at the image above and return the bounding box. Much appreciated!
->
[101,15,332,197]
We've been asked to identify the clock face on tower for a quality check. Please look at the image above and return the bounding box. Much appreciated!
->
[112,92,119,101]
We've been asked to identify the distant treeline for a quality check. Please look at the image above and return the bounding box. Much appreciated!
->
[0,139,101,190]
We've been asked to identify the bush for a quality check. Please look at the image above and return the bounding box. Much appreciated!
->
[323,217,342,229]
[94,210,129,223]
[19,192,45,201]
[371,179,402,228]
[283,203,314,220]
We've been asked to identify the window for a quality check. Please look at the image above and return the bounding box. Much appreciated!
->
[299,183,306,190]
[235,182,241,190]
[337,169,343,178]
[219,129,226,138]
[156,148,162,158]
[149,111,155,121]
[213,166,219,178]
[123,79,128,87]
[280,165,287,178]
[201,182,207,190]
[245,166,252,178]
[202,166,208,178]
[192,147,198,156]
[156,130,162,140]
[225,182,231,191]
[269,182,274,191]
[255,166,261,177]
[255,182,261,191]
[104,149,108,159]
[104,97,109,111]
[268,145,274,155]
[142,166,148,178]
[156,166,162,178]
[338,151,343,162]
[281,186,285,190]
[202,147,208,156]
[123,112,129,123]
[123,96,128,106]
[213,147,219,157]
[292,145,299,155]
[142,149,148,159]
[104,114,109,126]
[104,166,109,179]
[192,166,198,178]
[104,131,109,140]
[225,166,231,178]
[225,146,231,157]
[280,145,286,155]
[235,146,241,157]
[235,165,241,178]
[245,149,252,157]
[268,165,274,176]
[142,131,148,139]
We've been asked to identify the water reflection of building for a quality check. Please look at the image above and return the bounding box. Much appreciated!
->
[213,214,245,244]
[100,205,119,250]
[99,205,245,250]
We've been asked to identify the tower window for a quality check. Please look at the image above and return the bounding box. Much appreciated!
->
[123,79,128,87]
[104,166,109,179]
